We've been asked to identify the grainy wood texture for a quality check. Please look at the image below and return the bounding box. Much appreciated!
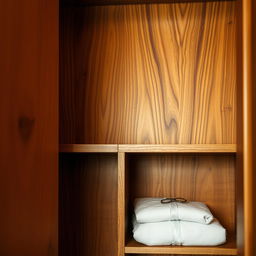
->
[118,153,126,256]
[125,239,237,255]
[60,154,118,256]
[0,1,58,256]
[60,1,236,144]
[236,0,256,255]
[127,154,236,235]
[119,144,236,153]
[60,144,118,152]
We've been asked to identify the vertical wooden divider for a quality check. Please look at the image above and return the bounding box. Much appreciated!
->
[118,152,126,256]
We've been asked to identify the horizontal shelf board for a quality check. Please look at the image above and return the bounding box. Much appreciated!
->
[60,144,236,153]
[62,0,236,7]
[118,144,236,153]
[125,239,237,255]
[60,144,118,153]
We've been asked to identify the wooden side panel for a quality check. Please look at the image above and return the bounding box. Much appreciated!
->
[60,1,236,144]
[252,1,256,254]
[60,154,118,256]
[118,153,126,256]
[127,154,236,235]
[0,1,58,256]
[237,0,256,255]
[236,0,244,255]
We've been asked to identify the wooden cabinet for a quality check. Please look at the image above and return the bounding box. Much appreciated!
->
[0,0,255,256]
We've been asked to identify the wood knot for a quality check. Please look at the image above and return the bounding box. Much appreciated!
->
[18,116,35,142]
[48,240,55,255]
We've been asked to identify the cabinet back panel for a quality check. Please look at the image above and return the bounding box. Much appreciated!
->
[60,1,236,144]
[127,154,235,234]
[60,154,118,256]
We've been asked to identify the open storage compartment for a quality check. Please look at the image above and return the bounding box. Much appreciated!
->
[59,0,238,255]
[124,153,236,255]
[60,153,118,256]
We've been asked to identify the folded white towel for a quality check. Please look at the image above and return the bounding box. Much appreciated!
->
[134,198,213,224]
[133,219,226,246]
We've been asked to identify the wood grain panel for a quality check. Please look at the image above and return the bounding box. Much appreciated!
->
[127,154,235,234]
[0,0,58,256]
[60,154,118,256]
[60,1,236,144]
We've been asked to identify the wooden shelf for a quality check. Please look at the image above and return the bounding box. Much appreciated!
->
[60,144,236,153]
[60,144,118,153]
[125,239,238,255]
[118,144,236,153]
[62,0,236,7]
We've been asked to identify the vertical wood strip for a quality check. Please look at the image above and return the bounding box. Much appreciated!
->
[242,0,252,254]
[242,0,256,255]
[235,0,244,254]
[118,152,125,256]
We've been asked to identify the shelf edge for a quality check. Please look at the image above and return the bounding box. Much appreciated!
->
[59,144,118,153]
[59,144,237,153]
[118,144,237,153]
[125,243,238,255]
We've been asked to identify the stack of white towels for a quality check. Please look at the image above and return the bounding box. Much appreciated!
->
[133,198,226,246]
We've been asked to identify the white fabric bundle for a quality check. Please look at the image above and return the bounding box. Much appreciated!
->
[133,198,226,246]
[133,218,226,246]
[134,198,213,224]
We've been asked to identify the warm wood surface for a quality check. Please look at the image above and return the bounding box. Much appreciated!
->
[125,239,237,255]
[118,153,126,256]
[119,144,236,153]
[127,154,236,234]
[60,143,237,153]
[60,1,236,144]
[235,1,245,255]
[237,0,256,255]
[0,0,58,256]
[62,0,236,6]
[60,154,118,256]
[60,144,118,152]
[251,1,256,255]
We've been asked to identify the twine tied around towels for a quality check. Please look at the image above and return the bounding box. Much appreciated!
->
[160,198,187,204]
